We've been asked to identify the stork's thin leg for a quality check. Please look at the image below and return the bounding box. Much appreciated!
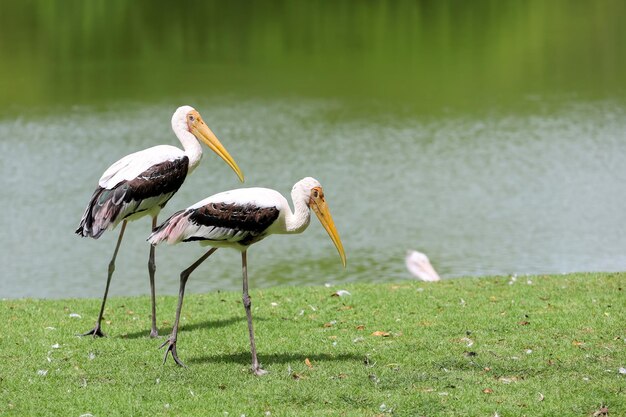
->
[161,247,218,367]
[81,220,128,338]
[148,216,158,338]
[242,250,267,376]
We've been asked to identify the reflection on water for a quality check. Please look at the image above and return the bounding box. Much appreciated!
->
[1,99,625,298]
[1,1,625,114]
[1,1,626,298]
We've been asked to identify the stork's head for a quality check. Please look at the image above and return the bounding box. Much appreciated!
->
[293,177,347,267]
[172,105,244,182]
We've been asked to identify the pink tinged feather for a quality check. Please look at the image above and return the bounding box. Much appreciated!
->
[405,250,441,282]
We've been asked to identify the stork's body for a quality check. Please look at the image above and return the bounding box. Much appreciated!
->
[149,177,346,375]
[76,105,243,338]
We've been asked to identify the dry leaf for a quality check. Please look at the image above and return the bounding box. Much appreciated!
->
[305,358,313,369]
[518,321,530,326]
[356,325,365,330]
[572,340,584,346]
[371,331,391,337]
[592,406,609,417]
[482,388,493,394]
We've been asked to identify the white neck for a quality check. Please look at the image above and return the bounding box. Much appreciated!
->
[173,123,203,173]
[284,188,311,234]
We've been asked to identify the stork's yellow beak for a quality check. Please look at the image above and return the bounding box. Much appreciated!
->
[188,111,244,182]
[310,187,347,268]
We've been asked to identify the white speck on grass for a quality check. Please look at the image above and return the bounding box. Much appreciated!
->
[69,313,81,319]
[51,343,60,349]
[461,337,474,347]
[438,392,449,396]
[164,403,170,409]
[79,414,94,417]
[45,327,56,331]
[37,370,48,376]
[618,367,626,374]
[190,390,195,397]
[527,279,533,285]
[583,377,590,381]
[416,287,424,292]
[353,337,365,343]
[334,290,351,297]
[332,341,337,347]
[526,349,533,354]
[324,283,333,288]
[88,352,96,360]
[46,356,52,363]
[265,412,271,416]
[298,310,305,316]
[270,302,278,307]
[308,305,317,311]
[156,378,161,384]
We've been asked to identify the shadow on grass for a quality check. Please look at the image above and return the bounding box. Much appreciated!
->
[120,316,244,339]
[188,351,362,366]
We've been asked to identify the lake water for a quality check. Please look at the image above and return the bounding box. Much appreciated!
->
[1,1,626,299]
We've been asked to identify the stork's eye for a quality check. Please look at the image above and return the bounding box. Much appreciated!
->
[313,190,319,198]
[189,115,195,121]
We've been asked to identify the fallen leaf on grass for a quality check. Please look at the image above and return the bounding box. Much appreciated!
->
[305,358,313,369]
[323,321,336,328]
[482,388,493,394]
[371,331,391,337]
[518,321,530,326]
[291,372,305,380]
[592,406,609,416]
[356,325,365,330]
[572,340,584,347]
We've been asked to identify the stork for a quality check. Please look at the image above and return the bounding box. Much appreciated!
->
[148,177,346,375]
[76,105,244,338]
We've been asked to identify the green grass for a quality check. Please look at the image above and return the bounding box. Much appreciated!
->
[1,273,625,416]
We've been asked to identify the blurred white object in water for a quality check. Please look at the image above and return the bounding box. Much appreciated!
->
[405,250,441,282]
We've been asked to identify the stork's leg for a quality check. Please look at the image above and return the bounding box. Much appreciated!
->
[160,247,218,367]
[81,220,128,338]
[241,250,267,376]
[148,216,159,338]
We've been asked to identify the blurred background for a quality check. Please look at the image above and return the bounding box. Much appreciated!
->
[1,0,625,298]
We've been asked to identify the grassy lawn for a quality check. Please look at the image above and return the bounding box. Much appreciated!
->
[1,273,624,416]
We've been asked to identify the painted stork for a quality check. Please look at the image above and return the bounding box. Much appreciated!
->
[148,177,346,375]
[76,105,244,338]
[405,250,440,282]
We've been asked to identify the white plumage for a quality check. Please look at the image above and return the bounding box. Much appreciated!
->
[150,177,346,375]
[405,250,441,282]
[75,105,244,338]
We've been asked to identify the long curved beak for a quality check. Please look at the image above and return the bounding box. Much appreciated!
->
[191,121,244,182]
[311,196,347,268]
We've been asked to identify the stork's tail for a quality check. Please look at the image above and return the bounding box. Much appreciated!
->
[148,209,189,245]
[75,187,122,239]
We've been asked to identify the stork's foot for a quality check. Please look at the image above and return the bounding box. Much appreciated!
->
[160,336,186,367]
[252,365,268,376]
[80,324,106,338]
[149,328,159,338]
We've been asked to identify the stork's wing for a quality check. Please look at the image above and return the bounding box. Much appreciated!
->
[149,202,280,246]
[77,156,189,238]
